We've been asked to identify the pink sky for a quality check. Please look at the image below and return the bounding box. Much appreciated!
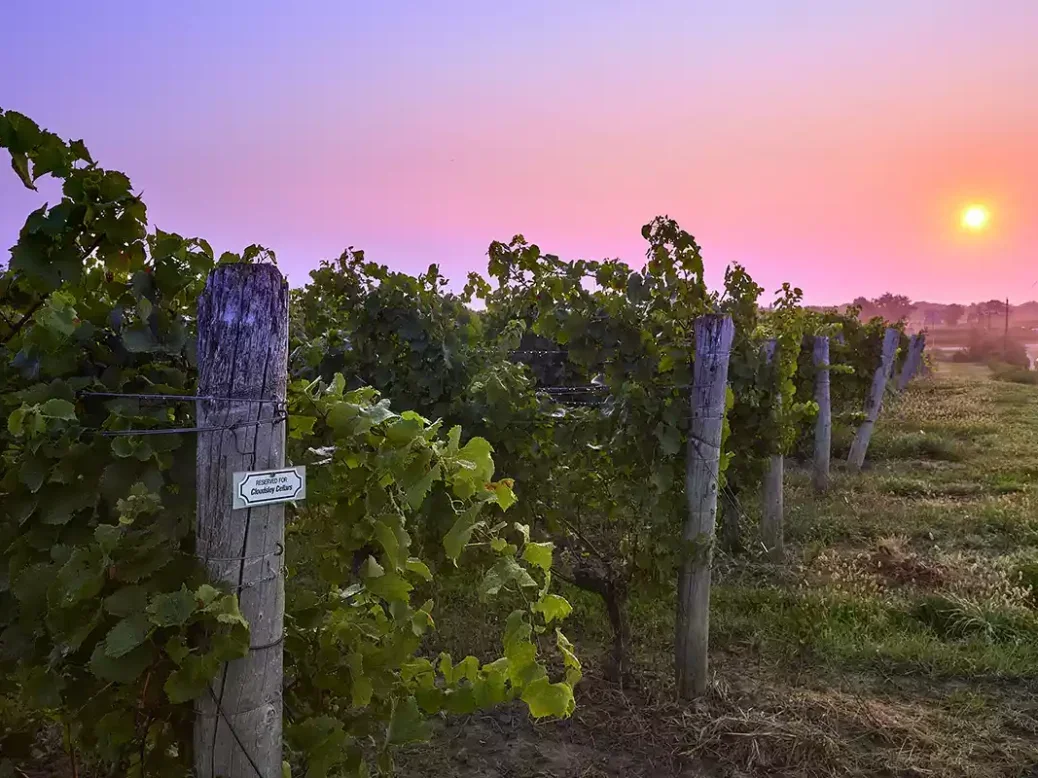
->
[1,1,1036,304]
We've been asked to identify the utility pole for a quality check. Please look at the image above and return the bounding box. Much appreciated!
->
[1004,296,1010,358]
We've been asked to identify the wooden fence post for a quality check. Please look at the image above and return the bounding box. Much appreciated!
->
[194,264,289,778]
[847,327,899,473]
[759,340,783,562]
[812,336,831,493]
[676,314,734,698]
[896,334,920,391]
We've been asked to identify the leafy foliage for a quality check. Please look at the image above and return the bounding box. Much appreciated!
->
[1,107,913,776]
[0,109,576,777]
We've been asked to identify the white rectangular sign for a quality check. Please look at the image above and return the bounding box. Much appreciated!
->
[232,466,306,510]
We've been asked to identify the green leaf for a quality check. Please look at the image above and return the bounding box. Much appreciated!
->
[285,717,351,777]
[326,402,359,434]
[520,677,575,719]
[93,709,136,756]
[7,407,27,436]
[105,613,152,658]
[40,398,76,420]
[164,653,220,703]
[480,557,538,599]
[556,629,582,685]
[94,523,122,552]
[104,586,149,617]
[10,152,34,189]
[201,593,248,627]
[121,325,157,353]
[522,542,553,572]
[19,457,48,493]
[472,666,510,709]
[69,139,93,163]
[89,642,151,684]
[367,400,395,425]
[488,480,517,511]
[450,437,495,499]
[347,652,373,708]
[288,414,316,439]
[446,425,462,454]
[386,696,430,746]
[443,504,483,562]
[147,587,197,628]
[195,584,221,607]
[365,572,412,602]
[53,547,105,606]
[359,555,384,579]
[165,637,191,666]
[532,594,572,624]
[404,463,440,510]
[404,558,432,581]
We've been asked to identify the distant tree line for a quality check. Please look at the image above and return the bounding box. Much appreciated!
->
[846,295,1023,328]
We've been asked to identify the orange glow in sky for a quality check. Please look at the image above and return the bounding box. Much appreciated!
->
[1,1,1037,304]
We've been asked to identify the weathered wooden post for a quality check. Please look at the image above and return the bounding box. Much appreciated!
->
[896,334,921,391]
[195,264,288,778]
[677,314,734,698]
[759,340,783,562]
[812,335,832,492]
[847,327,899,473]
[915,333,928,378]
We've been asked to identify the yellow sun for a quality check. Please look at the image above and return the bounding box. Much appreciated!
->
[961,204,990,231]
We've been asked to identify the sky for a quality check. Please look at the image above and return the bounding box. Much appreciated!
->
[1,0,1037,304]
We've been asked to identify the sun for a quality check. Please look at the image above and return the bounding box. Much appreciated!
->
[961,204,990,231]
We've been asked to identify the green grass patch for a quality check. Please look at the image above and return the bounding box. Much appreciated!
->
[710,585,1038,680]
[879,477,983,499]
[990,363,1038,385]
[869,431,966,461]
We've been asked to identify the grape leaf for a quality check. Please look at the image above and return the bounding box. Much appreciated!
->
[532,594,572,624]
[104,613,152,658]
[147,587,197,628]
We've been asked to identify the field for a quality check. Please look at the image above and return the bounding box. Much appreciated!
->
[403,362,1038,778]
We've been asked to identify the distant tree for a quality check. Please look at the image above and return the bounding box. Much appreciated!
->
[851,296,877,320]
[872,293,915,323]
[943,304,965,326]
[976,299,1007,329]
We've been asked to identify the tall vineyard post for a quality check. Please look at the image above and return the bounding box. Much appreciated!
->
[812,335,832,493]
[896,334,920,391]
[912,333,928,381]
[676,314,735,698]
[847,327,899,473]
[917,329,934,375]
[760,339,783,562]
[194,264,289,778]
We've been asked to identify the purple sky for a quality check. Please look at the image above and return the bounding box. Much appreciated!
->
[2,1,1037,303]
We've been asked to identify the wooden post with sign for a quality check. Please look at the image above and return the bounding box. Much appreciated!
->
[677,314,734,698]
[194,263,289,778]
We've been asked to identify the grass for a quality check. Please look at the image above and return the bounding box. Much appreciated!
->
[990,361,1038,385]
[411,363,1038,777]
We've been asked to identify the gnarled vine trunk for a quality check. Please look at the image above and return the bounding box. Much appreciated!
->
[568,564,630,685]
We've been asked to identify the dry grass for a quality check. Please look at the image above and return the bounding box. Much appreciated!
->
[400,662,1038,778]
